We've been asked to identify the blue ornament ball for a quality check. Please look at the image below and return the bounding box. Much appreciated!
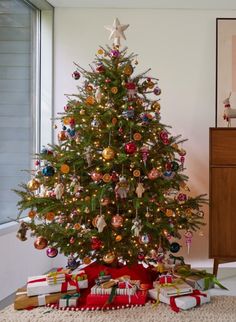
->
[170,242,181,253]
[42,165,55,177]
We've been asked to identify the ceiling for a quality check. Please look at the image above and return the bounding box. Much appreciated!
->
[46,0,236,9]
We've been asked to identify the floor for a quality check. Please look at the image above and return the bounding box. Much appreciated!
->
[0,267,236,310]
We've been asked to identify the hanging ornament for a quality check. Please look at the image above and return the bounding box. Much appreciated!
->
[46,247,58,258]
[103,252,116,264]
[70,176,83,195]
[111,171,119,182]
[139,234,151,244]
[148,168,160,180]
[140,145,149,166]
[91,118,100,128]
[179,148,186,156]
[97,48,104,55]
[112,117,118,125]
[72,71,80,80]
[16,221,28,241]
[122,109,135,119]
[57,131,68,141]
[28,210,36,219]
[80,109,85,115]
[100,197,110,206]
[131,217,142,237]
[125,82,136,99]
[54,183,64,200]
[70,237,75,244]
[91,236,102,250]
[124,141,137,155]
[42,166,55,177]
[165,209,174,217]
[84,146,93,167]
[74,223,81,230]
[133,169,141,177]
[177,193,187,204]
[153,86,161,95]
[102,173,111,183]
[180,156,185,169]
[162,170,175,180]
[159,130,169,145]
[137,251,145,261]
[96,63,105,73]
[91,171,102,182]
[60,164,70,174]
[133,132,142,141]
[63,117,71,125]
[111,86,118,94]
[67,254,78,269]
[34,236,48,250]
[45,212,55,221]
[85,96,95,105]
[115,176,129,199]
[95,215,107,233]
[27,178,40,191]
[110,49,120,58]
[136,182,145,198]
[151,101,161,111]
[115,235,122,242]
[111,214,123,228]
[184,230,193,254]
[123,64,133,75]
[145,207,151,218]
[95,87,102,103]
[102,146,115,160]
[170,242,181,253]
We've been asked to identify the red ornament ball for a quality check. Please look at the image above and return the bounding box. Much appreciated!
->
[72,71,80,80]
[91,172,102,182]
[148,168,160,180]
[91,236,102,250]
[111,214,124,228]
[124,141,137,155]
[34,236,48,250]
[46,247,58,258]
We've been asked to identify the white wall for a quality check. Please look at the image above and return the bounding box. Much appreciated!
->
[53,7,236,269]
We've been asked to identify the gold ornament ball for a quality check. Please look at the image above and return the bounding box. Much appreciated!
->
[86,96,95,105]
[102,147,115,160]
[83,257,91,265]
[34,236,48,250]
[133,170,141,177]
[74,223,81,230]
[97,49,104,55]
[103,252,116,264]
[123,64,133,75]
[151,101,161,111]
[60,164,70,174]
[111,87,118,94]
[102,173,111,183]
[58,131,67,141]
[63,117,71,125]
[115,235,122,242]
[27,179,40,191]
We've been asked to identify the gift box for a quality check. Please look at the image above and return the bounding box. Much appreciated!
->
[91,283,138,296]
[152,281,193,297]
[174,273,214,291]
[159,290,210,312]
[59,293,80,308]
[159,274,173,285]
[27,274,88,297]
[14,287,76,310]
[86,290,147,306]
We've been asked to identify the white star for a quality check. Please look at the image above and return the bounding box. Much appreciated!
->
[105,18,129,46]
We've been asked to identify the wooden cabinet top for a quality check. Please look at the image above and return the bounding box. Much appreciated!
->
[210,127,236,165]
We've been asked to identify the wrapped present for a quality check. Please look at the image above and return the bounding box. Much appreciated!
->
[86,290,147,306]
[27,273,88,297]
[159,274,173,285]
[152,280,193,297]
[59,293,80,308]
[14,287,76,310]
[91,283,138,296]
[174,267,227,291]
[159,289,210,312]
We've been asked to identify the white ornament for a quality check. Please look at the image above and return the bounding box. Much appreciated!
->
[54,183,64,200]
[84,146,93,167]
[96,215,107,233]
[115,176,129,199]
[70,177,83,195]
[136,183,145,198]
[95,87,102,103]
[104,18,129,46]
[131,217,142,237]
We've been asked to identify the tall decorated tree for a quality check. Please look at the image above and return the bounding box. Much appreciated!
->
[14,18,206,269]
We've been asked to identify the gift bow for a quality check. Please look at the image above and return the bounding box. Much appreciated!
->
[169,289,207,313]
[47,271,65,284]
[175,267,228,290]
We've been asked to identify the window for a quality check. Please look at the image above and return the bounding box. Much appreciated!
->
[0,0,53,226]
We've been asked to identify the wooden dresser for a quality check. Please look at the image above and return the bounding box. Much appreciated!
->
[209,128,236,275]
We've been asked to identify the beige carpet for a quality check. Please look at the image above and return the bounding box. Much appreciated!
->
[1,296,236,322]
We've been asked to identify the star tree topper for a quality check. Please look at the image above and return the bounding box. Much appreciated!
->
[105,18,129,46]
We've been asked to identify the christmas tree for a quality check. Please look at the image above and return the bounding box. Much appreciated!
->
[14,18,206,269]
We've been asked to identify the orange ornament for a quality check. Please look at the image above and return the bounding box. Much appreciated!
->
[63,117,71,125]
[45,212,55,221]
[28,210,36,219]
[133,133,142,141]
[97,49,104,55]
[58,131,67,141]
[85,196,91,202]
[115,235,122,242]
[60,164,70,174]
[111,87,118,94]
[112,117,118,125]
[86,96,95,105]
[102,173,111,183]
[165,209,174,217]
[74,223,81,230]
[133,169,141,177]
